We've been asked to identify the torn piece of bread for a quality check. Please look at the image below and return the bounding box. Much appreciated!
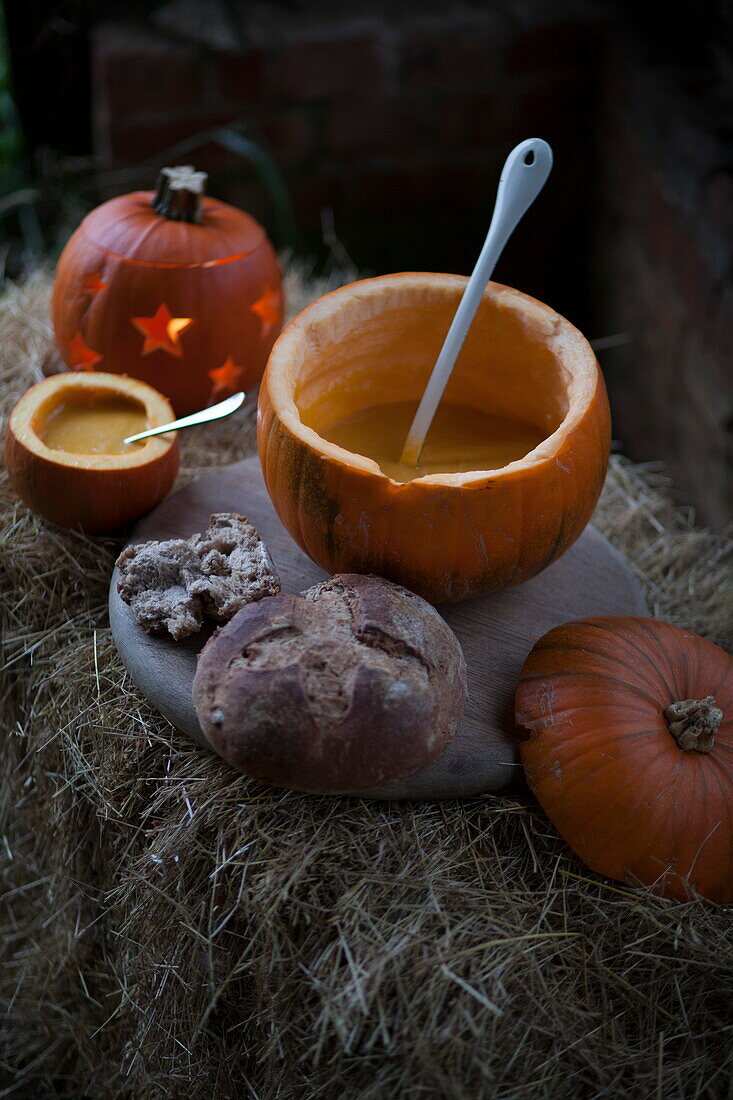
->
[116,538,204,639]
[116,513,280,639]
[187,513,281,622]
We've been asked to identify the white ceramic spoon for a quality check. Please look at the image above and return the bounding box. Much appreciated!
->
[123,390,246,444]
[400,138,553,468]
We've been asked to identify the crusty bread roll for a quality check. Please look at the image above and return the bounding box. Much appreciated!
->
[192,573,467,793]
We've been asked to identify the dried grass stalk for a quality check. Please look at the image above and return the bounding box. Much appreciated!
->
[1,272,731,1099]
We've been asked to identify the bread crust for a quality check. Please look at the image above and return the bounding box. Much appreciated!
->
[192,574,467,792]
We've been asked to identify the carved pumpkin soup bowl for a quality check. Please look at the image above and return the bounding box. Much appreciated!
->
[5,372,180,534]
[258,273,611,604]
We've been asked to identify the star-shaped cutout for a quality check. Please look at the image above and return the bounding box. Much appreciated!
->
[133,304,192,357]
[209,357,244,399]
[84,272,107,296]
[68,331,102,371]
[250,284,281,337]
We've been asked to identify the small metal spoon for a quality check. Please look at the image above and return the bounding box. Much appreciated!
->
[123,390,246,445]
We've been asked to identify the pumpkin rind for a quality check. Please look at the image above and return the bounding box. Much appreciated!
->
[52,190,283,417]
[257,273,611,604]
[5,372,180,534]
[515,616,733,903]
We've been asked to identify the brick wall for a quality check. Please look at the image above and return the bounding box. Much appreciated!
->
[592,33,733,529]
[88,3,732,528]
[91,3,600,326]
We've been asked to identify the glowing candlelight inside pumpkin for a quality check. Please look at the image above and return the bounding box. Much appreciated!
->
[52,166,283,417]
[133,304,193,357]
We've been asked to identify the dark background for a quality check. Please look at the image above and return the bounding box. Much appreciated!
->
[1,0,731,528]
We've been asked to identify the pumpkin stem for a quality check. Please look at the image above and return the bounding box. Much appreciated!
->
[664,695,722,753]
[153,166,208,223]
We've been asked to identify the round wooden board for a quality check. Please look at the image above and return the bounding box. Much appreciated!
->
[109,456,648,800]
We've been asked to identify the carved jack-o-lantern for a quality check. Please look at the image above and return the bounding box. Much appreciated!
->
[52,167,283,416]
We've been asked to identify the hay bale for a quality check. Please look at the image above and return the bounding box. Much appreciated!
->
[1,271,731,1099]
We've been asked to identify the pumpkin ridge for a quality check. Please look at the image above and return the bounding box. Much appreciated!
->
[532,746,675,847]
[537,509,569,577]
[556,616,677,699]
[665,622,733,716]
[77,230,265,270]
[519,698,656,723]
[630,617,693,700]
[664,627,733,719]
[301,454,342,570]
[530,728,672,771]
[529,723,669,749]
[708,653,733,700]
[518,667,666,711]
[705,767,732,866]
[76,187,268,265]
[682,816,723,886]
[583,617,679,700]
[712,767,733,886]
[521,726,673,801]
[495,490,526,590]
[535,638,673,700]
[659,757,711,882]
[676,636,695,706]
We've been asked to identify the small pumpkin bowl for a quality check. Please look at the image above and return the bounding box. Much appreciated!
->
[5,371,180,534]
[258,273,611,604]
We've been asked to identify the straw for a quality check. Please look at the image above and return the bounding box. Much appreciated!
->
[2,268,732,1099]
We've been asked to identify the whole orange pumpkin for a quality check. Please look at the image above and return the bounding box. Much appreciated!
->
[515,616,733,903]
[52,166,283,417]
